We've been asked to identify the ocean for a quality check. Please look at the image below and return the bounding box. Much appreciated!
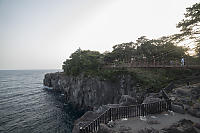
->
[0,70,83,133]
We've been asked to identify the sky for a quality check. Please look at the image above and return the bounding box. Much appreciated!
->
[0,0,199,70]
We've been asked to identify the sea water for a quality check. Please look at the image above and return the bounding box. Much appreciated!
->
[0,70,83,133]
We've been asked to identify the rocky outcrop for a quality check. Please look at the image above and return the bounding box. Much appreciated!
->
[162,119,200,133]
[188,103,200,118]
[119,95,137,106]
[43,72,140,109]
[142,96,162,104]
[171,104,185,114]
[138,119,200,133]
[97,124,118,133]
[169,85,200,118]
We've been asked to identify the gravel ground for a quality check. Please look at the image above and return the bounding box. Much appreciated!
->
[112,111,200,132]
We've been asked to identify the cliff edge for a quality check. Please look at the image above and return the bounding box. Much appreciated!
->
[43,72,142,110]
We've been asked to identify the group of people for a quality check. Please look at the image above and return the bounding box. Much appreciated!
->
[112,57,185,67]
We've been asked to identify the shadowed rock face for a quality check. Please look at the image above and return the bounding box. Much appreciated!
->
[43,72,140,109]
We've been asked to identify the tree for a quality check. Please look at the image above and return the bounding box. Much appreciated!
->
[173,2,200,56]
[136,37,186,63]
[62,48,103,75]
[104,42,136,63]
[103,36,187,65]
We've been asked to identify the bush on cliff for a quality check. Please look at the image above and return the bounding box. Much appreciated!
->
[62,48,103,76]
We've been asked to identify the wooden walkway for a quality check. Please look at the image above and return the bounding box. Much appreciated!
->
[103,63,200,69]
[79,99,171,133]
[79,89,171,133]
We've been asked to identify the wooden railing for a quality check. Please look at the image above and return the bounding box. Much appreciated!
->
[103,61,200,69]
[79,99,171,133]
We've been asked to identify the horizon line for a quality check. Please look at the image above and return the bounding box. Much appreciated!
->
[0,69,62,71]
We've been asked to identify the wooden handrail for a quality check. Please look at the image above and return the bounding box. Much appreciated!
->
[79,99,171,133]
[103,62,200,69]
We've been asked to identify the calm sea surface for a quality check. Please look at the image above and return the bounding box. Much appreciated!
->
[0,70,83,133]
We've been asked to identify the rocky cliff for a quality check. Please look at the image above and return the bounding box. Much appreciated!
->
[43,72,142,110]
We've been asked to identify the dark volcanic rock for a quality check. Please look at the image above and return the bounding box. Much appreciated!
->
[147,120,160,125]
[169,85,200,117]
[94,105,110,114]
[191,86,200,100]
[188,108,200,118]
[193,103,200,109]
[171,104,185,114]
[119,95,137,106]
[43,72,62,90]
[162,119,199,133]
[138,128,159,133]
[164,82,175,93]
[118,125,132,132]
[194,122,200,129]
[97,124,118,133]
[175,88,190,97]
[43,72,138,109]
[142,95,162,105]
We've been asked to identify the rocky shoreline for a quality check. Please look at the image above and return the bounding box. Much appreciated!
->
[43,72,200,133]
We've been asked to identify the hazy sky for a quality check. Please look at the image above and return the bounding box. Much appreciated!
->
[0,0,199,70]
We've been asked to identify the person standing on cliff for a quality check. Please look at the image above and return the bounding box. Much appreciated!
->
[181,57,184,66]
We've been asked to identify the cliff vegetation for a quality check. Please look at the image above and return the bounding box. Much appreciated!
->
[62,37,199,90]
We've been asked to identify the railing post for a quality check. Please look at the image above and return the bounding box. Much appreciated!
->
[103,113,106,124]
[109,108,112,121]
[141,104,144,116]
[79,128,83,133]
[85,127,88,133]
[136,105,138,116]
[88,125,91,132]
[159,101,161,113]
[133,106,136,117]
[112,108,115,121]
[117,108,119,119]
[167,99,172,110]
[119,107,121,119]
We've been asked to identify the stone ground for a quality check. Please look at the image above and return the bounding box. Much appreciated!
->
[112,111,200,133]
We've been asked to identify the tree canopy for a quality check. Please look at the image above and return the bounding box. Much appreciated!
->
[173,2,200,56]
[62,48,103,76]
[103,36,187,64]
[63,36,188,76]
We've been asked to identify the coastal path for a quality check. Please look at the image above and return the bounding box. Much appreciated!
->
[79,89,171,133]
